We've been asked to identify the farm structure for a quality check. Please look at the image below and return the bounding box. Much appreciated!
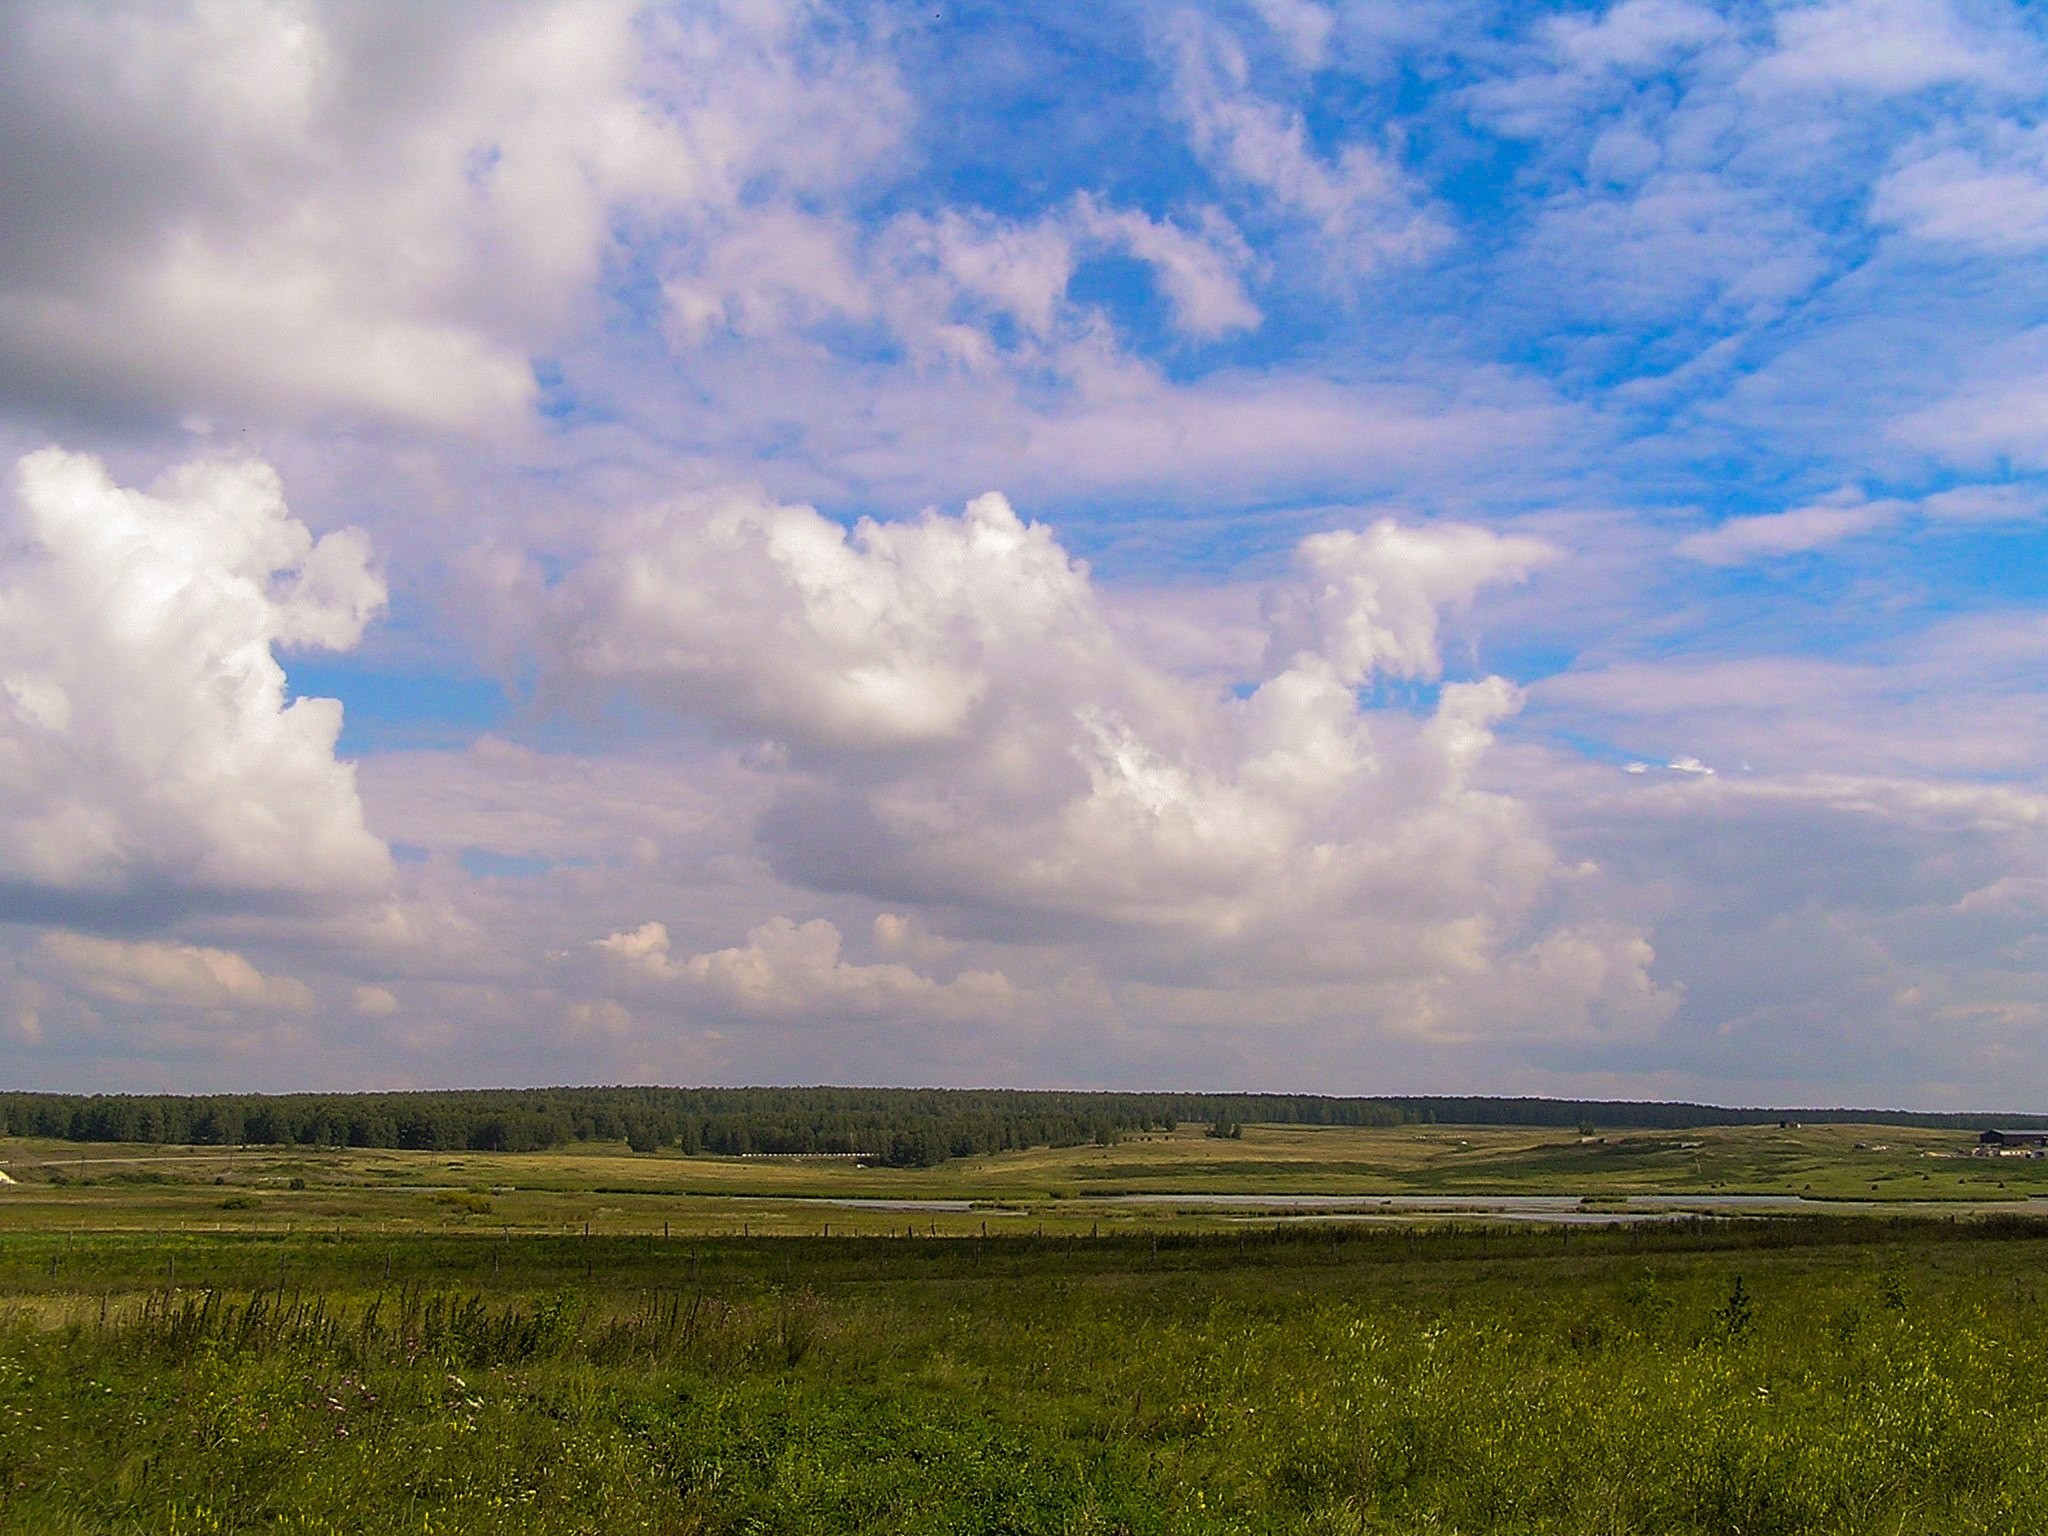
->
[1976,1129,2048,1158]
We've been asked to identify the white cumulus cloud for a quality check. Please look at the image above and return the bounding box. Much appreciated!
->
[595,916,1014,1020]
[1264,520,1557,683]
[350,984,400,1018]
[0,0,902,430]
[0,447,389,916]
[544,490,1107,754]
[528,487,1660,1036]
[38,933,312,1012]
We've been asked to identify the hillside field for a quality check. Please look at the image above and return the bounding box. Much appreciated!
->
[4,1118,2044,1240]
[4,1121,2048,1532]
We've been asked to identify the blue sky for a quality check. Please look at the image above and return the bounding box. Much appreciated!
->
[1,0,2046,1106]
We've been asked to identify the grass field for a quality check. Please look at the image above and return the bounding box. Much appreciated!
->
[4,1119,2044,1240]
[5,1121,2048,1532]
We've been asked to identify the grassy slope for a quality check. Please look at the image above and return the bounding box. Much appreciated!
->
[2,1121,2044,1241]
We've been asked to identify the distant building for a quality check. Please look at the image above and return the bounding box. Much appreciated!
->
[1975,1129,2048,1158]
[1979,1129,2048,1147]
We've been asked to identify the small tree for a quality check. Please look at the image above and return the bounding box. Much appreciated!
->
[1715,1275,1754,1338]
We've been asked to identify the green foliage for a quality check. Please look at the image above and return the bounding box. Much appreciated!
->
[1624,1268,1674,1321]
[0,1087,1226,1164]
[1714,1273,1755,1337]
[4,1085,2035,1167]
[2,1221,2046,1532]
[1880,1261,1910,1311]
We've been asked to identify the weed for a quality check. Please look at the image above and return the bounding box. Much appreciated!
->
[1714,1273,1755,1338]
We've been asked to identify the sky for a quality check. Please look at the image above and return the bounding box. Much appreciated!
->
[2,0,2046,1108]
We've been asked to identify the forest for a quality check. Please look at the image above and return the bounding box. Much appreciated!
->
[1,1086,2036,1165]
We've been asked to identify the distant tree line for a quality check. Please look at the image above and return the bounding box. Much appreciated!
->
[0,1087,2039,1167]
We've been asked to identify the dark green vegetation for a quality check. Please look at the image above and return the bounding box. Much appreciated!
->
[7,1120,2048,1532]
[7,1119,2048,1235]
[5,1217,2048,1533]
[4,1086,2040,1163]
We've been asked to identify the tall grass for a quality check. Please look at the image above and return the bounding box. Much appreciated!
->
[4,1219,2047,1533]
[99,1281,793,1370]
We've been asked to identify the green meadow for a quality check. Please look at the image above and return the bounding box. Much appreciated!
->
[4,1121,2048,1532]
[6,1118,2045,1238]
